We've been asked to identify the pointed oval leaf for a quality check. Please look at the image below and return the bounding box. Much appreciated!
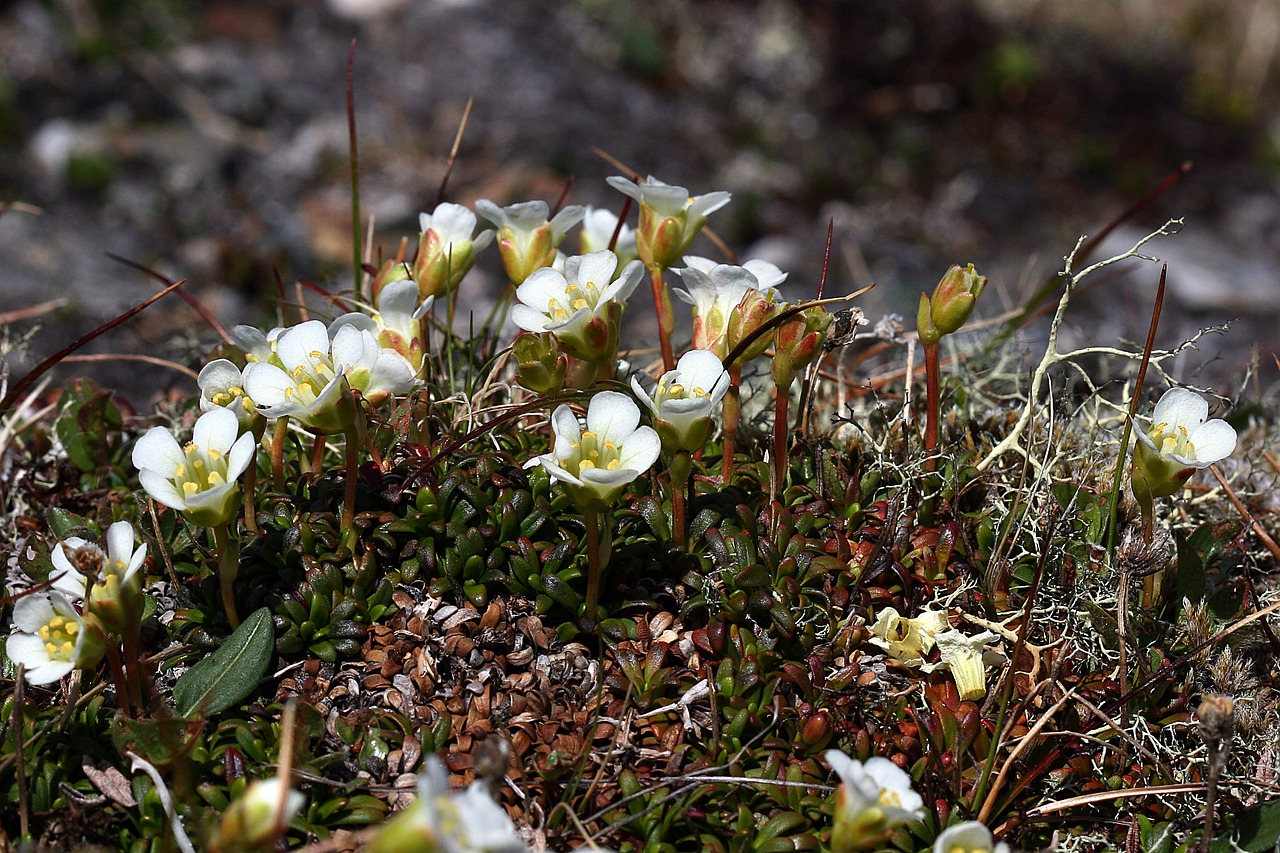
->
[173,607,275,718]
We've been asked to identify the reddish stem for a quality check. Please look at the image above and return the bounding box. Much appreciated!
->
[721,365,742,486]
[924,342,941,472]
[648,265,675,372]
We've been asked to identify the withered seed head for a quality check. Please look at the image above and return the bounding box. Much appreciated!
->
[67,543,107,579]
[1196,693,1236,745]
[1117,525,1172,578]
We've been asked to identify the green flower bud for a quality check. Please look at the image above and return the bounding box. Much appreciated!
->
[929,263,986,337]
[514,332,568,394]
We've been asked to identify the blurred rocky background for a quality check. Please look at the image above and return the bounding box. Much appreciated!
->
[2,0,1278,406]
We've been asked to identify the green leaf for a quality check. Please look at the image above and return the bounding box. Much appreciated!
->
[1175,530,1206,604]
[173,607,275,717]
[1211,796,1280,852]
[46,508,96,541]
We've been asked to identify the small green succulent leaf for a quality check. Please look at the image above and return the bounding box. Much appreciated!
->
[173,607,275,718]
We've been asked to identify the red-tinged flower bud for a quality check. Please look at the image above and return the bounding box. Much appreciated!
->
[369,258,411,304]
[725,290,780,366]
[774,304,832,373]
[928,263,986,337]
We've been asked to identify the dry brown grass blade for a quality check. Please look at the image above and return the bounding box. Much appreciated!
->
[61,354,199,382]
[105,253,231,345]
[0,278,187,417]
[436,97,474,207]
[0,299,68,326]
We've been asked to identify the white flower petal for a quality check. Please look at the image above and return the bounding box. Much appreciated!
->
[551,405,582,450]
[12,594,56,633]
[192,408,242,455]
[105,521,135,566]
[243,363,297,410]
[933,821,1004,853]
[580,467,640,489]
[516,268,570,313]
[616,425,660,473]
[225,432,258,482]
[276,320,331,371]
[1152,387,1208,429]
[510,304,550,334]
[630,375,657,414]
[586,391,641,447]
[197,359,245,394]
[572,250,619,290]
[132,426,185,474]
[535,455,585,488]
[1188,419,1237,464]
[139,469,188,511]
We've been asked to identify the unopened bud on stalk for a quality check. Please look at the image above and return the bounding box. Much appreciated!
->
[918,263,986,346]
[208,777,304,853]
[774,303,833,374]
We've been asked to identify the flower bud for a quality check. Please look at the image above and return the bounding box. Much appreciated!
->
[917,292,941,347]
[514,332,568,394]
[928,263,986,338]
[369,258,411,304]
[411,202,493,299]
[774,304,832,373]
[724,289,780,365]
[208,778,304,853]
[476,200,583,285]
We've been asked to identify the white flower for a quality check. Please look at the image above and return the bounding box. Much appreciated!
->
[49,521,148,633]
[6,592,106,685]
[682,255,788,291]
[50,520,146,600]
[476,199,585,284]
[132,408,256,528]
[229,324,286,366]
[869,607,950,667]
[1136,387,1237,469]
[510,251,643,361]
[605,175,731,269]
[631,349,730,452]
[368,757,527,853]
[825,751,925,851]
[933,821,1009,853]
[673,262,780,360]
[329,319,423,404]
[527,391,660,507]
[419,202,494,256]
[921,629,1002,701]
[198,359,261,432]
[414,202,494,297]
[243,320,353,433]
[579,206,638,266]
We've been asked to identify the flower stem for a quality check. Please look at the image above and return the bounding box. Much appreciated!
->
[341,419,364,548]
[270,417,289,491]
[647,264,675,372]
[772,368,792,501]
[924,341,941,472]
[721,364,742,486]
[669,450,692,551]
[242,463,259,536]
[212,522,241,629]
[584,508,604,627]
